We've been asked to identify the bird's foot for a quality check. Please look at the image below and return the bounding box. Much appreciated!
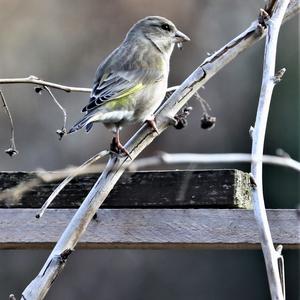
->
[172,106,193,129]
[110,137,132,159]
[146,116,159,134]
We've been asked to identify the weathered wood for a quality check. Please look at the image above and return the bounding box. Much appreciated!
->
[0,170,252,209]
[0,209,298,249]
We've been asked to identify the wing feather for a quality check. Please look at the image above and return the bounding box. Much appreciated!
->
[82,72,145,112]
[82,45,164,114]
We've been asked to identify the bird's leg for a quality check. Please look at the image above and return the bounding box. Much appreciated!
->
[145,115,159,134]
[110,128,131,158]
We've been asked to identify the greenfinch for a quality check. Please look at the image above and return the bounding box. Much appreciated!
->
[68,16,190,154]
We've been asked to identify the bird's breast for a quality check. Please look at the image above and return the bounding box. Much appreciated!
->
[133,76,168,122]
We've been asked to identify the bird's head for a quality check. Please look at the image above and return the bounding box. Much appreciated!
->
[126,16,190,57]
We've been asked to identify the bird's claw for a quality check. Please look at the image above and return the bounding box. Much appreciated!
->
[146,118,159,134]
[110,137,132,159]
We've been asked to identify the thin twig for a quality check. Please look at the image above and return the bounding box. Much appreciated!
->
[166,85,180,93]
[194,92,211,114]
[129,152,300,172]
[36,150,109,218]
[0,76,90,93]
[0,75,179,94]
[42,86,67,140]
[20,2,299,299]
[250,0,290,299]
[0,90,18,156]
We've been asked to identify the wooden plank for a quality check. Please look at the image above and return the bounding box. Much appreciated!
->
[0,209,298,249]
[0,170,251,209]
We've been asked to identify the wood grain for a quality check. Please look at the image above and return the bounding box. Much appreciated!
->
[0,209,298,249]
[0,170,251,209]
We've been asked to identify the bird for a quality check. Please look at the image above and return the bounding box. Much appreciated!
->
[68,16,190,155]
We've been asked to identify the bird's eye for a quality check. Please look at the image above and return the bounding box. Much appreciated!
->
[161,24,171,31]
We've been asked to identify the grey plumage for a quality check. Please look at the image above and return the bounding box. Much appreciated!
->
[68,16,190,152]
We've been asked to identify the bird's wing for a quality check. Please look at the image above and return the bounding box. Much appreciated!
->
[82,70,147,112]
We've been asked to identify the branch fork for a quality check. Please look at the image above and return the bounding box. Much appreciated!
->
[272,67,286,83]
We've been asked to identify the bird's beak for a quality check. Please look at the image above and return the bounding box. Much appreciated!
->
[175,30,191,42]
[174,30,190,50]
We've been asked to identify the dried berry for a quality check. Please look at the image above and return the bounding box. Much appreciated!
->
[201,113,216,130]
[56,128,67,140]
[5,147,18,157]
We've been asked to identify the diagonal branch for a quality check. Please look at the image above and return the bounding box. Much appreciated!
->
[36,150,109,218]
[250,0,290,299]
[19,1,299,299]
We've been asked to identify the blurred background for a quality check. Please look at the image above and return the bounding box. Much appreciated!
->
[0,0,299,299]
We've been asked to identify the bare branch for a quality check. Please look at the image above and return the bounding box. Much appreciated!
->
[0,75,180,94]
[129,152,300,172]
[19,2,299,299]
[0,90,18,157]
[42,87,67,140]
[0,76,90,93]
[36,150,109,219]
[250,0,290,299]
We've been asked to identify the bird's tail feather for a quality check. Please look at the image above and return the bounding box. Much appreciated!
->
[68,114,94,134]
[85,123,93,132]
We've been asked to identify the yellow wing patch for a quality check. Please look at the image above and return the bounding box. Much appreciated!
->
[114,83,144,99]
[105,83,144,110]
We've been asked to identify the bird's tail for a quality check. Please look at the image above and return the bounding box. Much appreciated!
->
[68,114,95,134]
